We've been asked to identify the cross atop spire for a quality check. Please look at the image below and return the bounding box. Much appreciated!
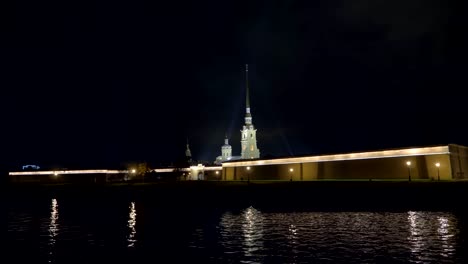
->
[246,64,250,109]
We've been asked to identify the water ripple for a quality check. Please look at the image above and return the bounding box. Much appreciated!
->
[6,198,466,264]
[216,210,462,263]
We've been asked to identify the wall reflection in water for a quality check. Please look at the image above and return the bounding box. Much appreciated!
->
[7,199,466,264]
[127,202,137,248]
[218,209,460,263]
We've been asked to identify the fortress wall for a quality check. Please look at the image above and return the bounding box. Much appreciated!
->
[223,153,453,181]
[224,167,235,180]
[205,171,222,181]
[302,163,319,180]
[449,144,468,179]
[314,155,450,180]
[276,163,301,181]
[424,155,452,180]
[235,165,279,180]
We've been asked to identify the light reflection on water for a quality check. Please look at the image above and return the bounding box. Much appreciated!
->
[127,202,137,248]
[217,209,461,263]
[407,211,458,262]
[49,198,59,245]
[408,211,425,255]
[48,198,59,263]
[6,198,466,264]
[241,206,265,261]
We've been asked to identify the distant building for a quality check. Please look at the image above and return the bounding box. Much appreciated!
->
[214,64,260,164]
[214,135,241,164]
[9,169,127,184]
[9,145,468,183]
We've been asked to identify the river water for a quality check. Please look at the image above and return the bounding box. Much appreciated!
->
[6,195,468,263]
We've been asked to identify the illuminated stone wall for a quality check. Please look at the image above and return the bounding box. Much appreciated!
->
[302,163,319,180]
[204,170,222,181]
[222,147,460,181]
[449,144,468,179]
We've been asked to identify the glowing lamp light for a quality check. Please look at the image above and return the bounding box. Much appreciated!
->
[131,169,136,174]
[53,171,58,176]
[406,161,412,181]
[216,171,219,174]
[246,166,251,170]
[435,162,441,181]
[289,168,294,172]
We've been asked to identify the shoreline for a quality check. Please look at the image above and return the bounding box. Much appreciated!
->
[6,181,468,212]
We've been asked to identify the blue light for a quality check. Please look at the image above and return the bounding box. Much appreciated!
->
[22,164,40,170]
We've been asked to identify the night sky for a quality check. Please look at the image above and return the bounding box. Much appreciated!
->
[3,0,467,170]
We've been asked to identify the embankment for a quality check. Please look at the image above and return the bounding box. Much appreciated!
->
[6,181,468,212]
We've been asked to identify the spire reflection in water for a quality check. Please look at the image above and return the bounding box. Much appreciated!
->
[127,202,137,248]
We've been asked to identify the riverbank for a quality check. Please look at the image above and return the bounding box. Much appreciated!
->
[6,180,468,211]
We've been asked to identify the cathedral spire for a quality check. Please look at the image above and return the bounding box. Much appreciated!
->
[240,64,260,159]
[246,64,250,109]
[185,137,192,163]
[245,64,252,126]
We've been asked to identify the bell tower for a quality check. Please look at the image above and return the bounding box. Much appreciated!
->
[221,134,232,160]
[240,64,260,159]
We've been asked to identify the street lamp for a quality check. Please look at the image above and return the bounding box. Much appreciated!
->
[435,162,440,181]
[406,161,411,181]
[128,169,136,182]
[289,168,294,181]
[246,166,251,182]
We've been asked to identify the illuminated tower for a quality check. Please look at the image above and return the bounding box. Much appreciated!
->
[185,138,192,164]
[241,64,260,159]
[221,134,232,160]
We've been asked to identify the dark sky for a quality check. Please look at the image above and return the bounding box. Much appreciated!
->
[3,0,467,169]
